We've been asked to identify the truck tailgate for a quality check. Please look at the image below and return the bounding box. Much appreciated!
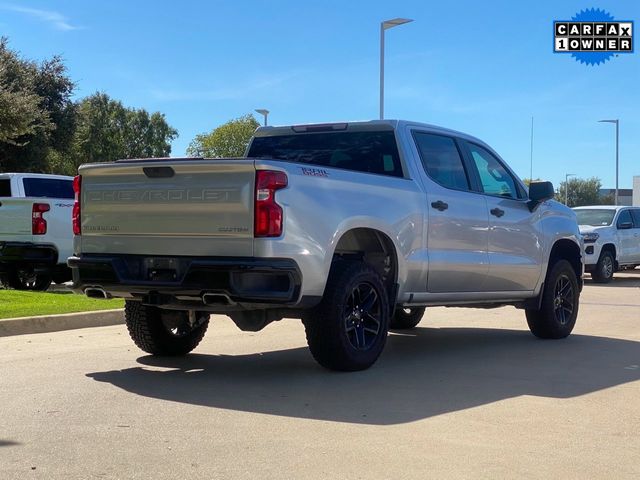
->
[0,198,32,237]
[78,160,255,257]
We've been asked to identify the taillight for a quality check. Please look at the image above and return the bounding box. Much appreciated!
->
[254,170,287,237]
[32,203,50,235]
[72,175,81,235]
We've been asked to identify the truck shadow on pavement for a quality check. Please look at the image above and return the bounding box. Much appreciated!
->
[87,327,640,425]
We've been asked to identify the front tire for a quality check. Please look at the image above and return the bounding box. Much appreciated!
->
[303,262,390,371]
[124,301,209,356]
[525,260,579,339]
[591,250,614,283]
[390,307,425,329]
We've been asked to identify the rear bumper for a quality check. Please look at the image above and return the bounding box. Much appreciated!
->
[68,254,303,310]
[0,242,59,271]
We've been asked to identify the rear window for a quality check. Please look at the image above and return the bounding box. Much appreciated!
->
[247,131,403,177]
[22,178,74,199]
[0,179,11,197]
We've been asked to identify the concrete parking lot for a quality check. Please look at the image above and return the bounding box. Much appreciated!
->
[1,272,639,479]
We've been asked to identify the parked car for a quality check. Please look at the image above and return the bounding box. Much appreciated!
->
[573,205,640,283]
[69,120,583,371]
[0,173,74,290]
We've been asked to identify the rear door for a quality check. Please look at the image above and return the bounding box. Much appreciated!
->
[78,160,256,257]
[411,131,489,293]
[461,141,543,292]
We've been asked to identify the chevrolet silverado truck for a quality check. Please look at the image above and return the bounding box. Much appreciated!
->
[0,173,74,290]
[573,205,640,283]
[69,120,583,371]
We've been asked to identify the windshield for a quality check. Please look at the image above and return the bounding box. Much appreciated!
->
[574,209,616,226]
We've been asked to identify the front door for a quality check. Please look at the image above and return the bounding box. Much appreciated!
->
[463,141,543,291]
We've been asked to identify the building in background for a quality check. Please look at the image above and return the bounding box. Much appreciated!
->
[598,188,633,206]
[633,176,640,207]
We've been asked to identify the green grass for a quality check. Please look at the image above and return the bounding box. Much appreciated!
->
[0,289,124,319]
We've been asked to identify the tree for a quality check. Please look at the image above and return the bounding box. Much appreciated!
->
[187,114,259,157]
[63,92,178,174]
[0,37,75,172]
[557,177,606,207]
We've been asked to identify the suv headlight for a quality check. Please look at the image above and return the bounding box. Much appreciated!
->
[582,232,599,243]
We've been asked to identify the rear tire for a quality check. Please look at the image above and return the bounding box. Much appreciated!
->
[124,301,209,356]
[525,260,579,339]
[591,250,614,283]
[6,268,52,291]
[303,261,389,371]
[390,307,425,330]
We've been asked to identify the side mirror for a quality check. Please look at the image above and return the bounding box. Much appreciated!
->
[527,181,554,212]
[617,221,633,230]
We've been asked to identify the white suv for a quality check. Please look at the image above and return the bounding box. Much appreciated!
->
[573,206,640,283]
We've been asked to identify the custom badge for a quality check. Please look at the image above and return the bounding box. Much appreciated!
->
[554,8,633,65]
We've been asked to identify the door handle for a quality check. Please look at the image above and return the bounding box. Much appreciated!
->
[490,208,505,218]
[431,200,448,211]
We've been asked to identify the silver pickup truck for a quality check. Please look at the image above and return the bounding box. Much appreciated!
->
[69,120,583,371]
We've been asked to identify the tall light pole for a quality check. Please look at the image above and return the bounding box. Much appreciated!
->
[529,116,534,180]
[255,109,269,126]
[599,119,619,205]
[565,173,576,206]
[380,18,413,120]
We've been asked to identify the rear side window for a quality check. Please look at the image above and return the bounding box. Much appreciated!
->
[22,178,74,199]
[631,209,640,228]
[247,131,403,177]
[0,179,11,197]
[413,132,469,190]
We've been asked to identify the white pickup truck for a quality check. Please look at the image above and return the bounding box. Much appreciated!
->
[0,173,74,290]
[573,206,640,282]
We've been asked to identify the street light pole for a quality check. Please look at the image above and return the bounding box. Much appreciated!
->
[599,119,620,205]
[379,18,413,120]
[565,173,576,206]
[255,109,269,126]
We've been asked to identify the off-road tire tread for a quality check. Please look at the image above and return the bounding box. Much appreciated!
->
[303,261,389,371]
[124,300,208,356]
[525,259,579,339]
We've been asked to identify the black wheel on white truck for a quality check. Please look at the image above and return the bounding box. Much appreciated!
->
[124,301,210,356]
[5,268,52,291]
[591,250,615,283]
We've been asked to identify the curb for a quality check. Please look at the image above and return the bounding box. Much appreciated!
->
[0,309,124,337]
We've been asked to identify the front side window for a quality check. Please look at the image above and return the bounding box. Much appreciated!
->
[616,210,633,228]
[467,143,519,199]
[413,132,469,190]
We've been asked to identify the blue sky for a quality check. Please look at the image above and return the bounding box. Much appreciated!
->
[1,0,638,188]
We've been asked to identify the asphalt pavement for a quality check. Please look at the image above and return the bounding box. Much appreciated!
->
[1,272,639,479]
